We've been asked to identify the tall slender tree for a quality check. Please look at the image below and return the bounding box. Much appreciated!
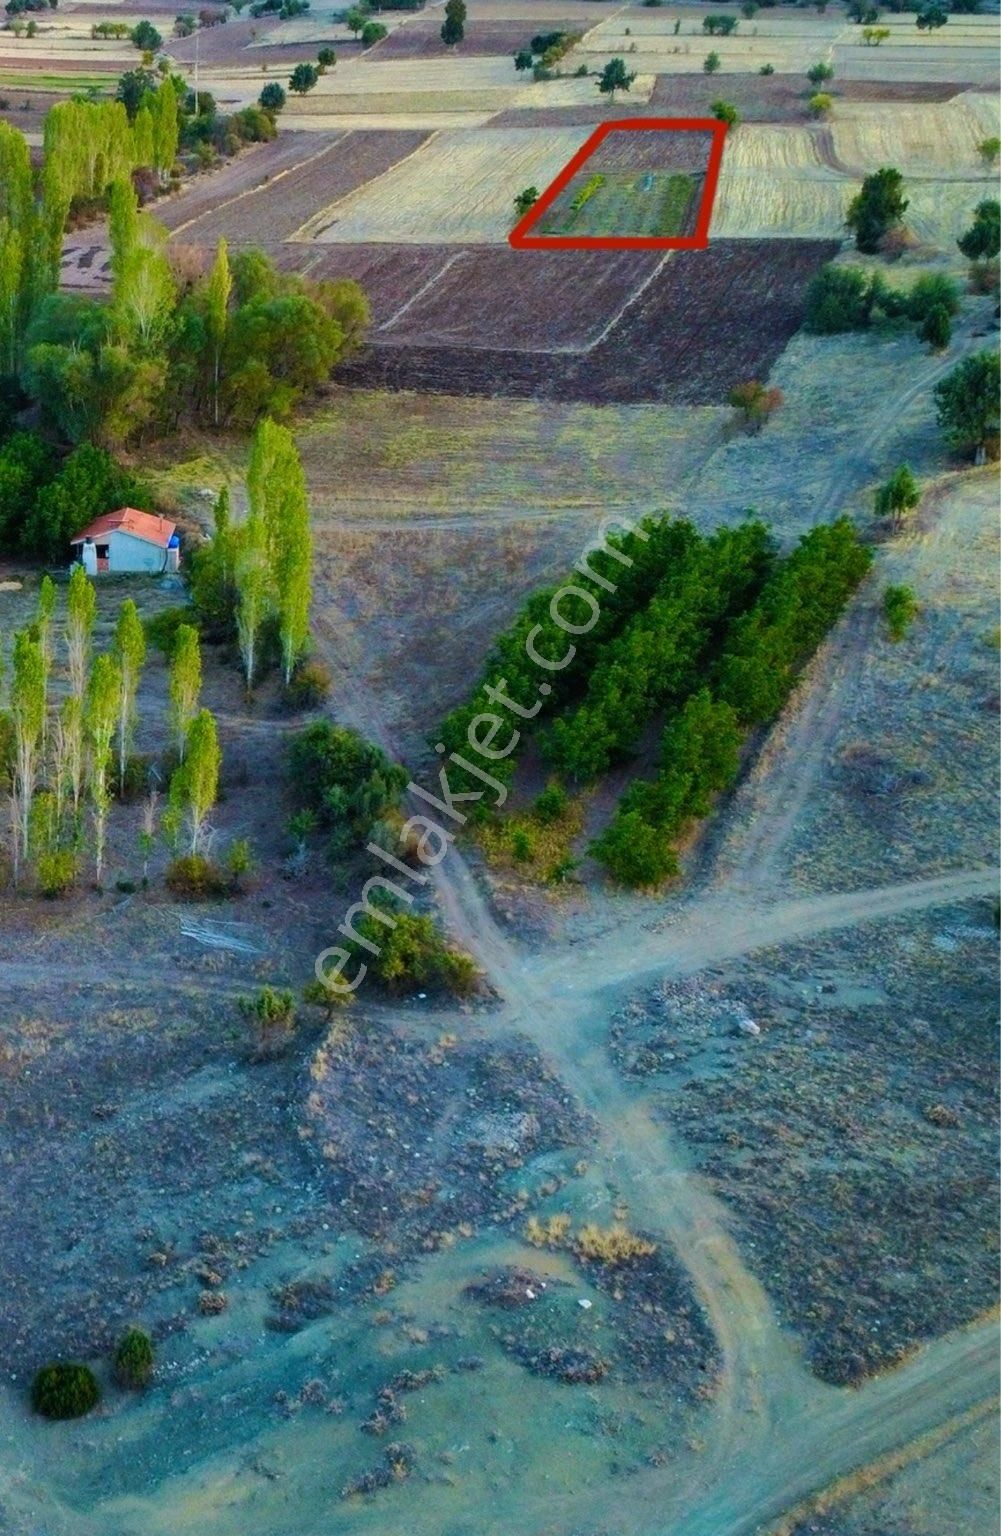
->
[170,708,220,855]
[9,631,46,885]
[169,623,201,760]
[204,238,232,428]
[66,564,97,700]
[113,598,147,789]
[85,652,121,886]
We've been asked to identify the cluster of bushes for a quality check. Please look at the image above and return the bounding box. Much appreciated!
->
[804,263,961,349]
[177,86,280,161]
[436,516,716,803]
[0,435,151,561]
[514,29,583,79]
[594,519,873,886]
[287,720,407,861]
[544,520,774,781]
[339,906,479,997]
[31,1330,154,1420]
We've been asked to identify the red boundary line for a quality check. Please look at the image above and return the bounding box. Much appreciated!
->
[508,117,728,252]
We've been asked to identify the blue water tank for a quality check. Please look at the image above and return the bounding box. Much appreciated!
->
[167,533,180,548]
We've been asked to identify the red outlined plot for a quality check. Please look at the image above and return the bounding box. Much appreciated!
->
[508,117,727,252]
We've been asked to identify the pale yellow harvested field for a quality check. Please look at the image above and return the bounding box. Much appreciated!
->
[723,125,827,174]
[310,126,588,245]
[713,166,854,240]
[829,94,1001,178]
[270,89,519,115]
[281,111,498,132]
[575,11,845,75]
[906,179,1001,244]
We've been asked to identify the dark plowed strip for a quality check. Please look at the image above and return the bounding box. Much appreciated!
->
[335,238,839,407]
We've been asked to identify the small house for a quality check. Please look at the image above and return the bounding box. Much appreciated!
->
[69,508,180,575]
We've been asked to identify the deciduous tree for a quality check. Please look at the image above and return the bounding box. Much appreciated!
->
[169,622,201,758]
[85,651,121,886]
[66,563,96,700]
[113,598,146,789]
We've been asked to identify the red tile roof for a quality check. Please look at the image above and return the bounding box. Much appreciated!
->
[70,507,176,549]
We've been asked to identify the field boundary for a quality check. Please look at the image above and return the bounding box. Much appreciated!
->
[509,117,728,251]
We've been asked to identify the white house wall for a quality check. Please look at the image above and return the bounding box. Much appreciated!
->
[108,530,169,573]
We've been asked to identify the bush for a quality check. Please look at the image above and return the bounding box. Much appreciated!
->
[919,303,951,351]
[284,657,331,710]
[287,721,406,848]
[239,985,297,1056]
[592,809,678,888]
[759,62,774,74]
[225,838,255,887]
[957,199,1000,263]
[337,906,479,997]
[36,848,77,898]
[803,264,875,333]
[165,854,230,898]
[114,1329,154,1389]
[968,258,1000,297]
[806,60,834,84]
[131,19,162,50]
[883,584,919,641]
[808,92,833,118]
[934,351,1000,460]
[360,19,387,45]
[712,99,739,126]
[145,606,197,655]
[703,50,721,72]
[533,781,569,824]
[31,1363,100,1419]
[906,271,960,321]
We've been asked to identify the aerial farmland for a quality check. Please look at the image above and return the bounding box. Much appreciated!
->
[0,0,999,1534]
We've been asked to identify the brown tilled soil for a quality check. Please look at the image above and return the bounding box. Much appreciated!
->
[336,237,839,404]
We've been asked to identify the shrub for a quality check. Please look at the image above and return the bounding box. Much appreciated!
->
[978,137,1000,168]
[114,1329,154,1389]
[703,50,721,72]
[592,809,678,888]
[225,838,255,887]
[524,1212,572,1248]
[336,905,479,997]
[808,92,833,119]
[883,584,919,641]
[968,258,1000,296]
[284,657,331,710]
[36,848,77,898]
[510,827,535,862]
[957,199,1000,263]
[803,264,875,333]
[31,1363,100,1419]
[165,854,230,898]
[806,60,834,84]
[533,781,568,824]
[759,62,774,74]
[905,271,960,321]
[360,19,387,45]
[514,186,539,218]
[317,46,336,67]
[574,1224,657,1264]
[712,99,739,127]
[144,605,195,655]
[287,721,406,848]
[131,19,162,50]
[240,986,297,1057]
[919,303,951,351]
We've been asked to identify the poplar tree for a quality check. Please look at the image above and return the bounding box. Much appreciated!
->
[36,575,56,683]
[113,598,146,789]
[132,103,155,171]
[0,218,23,375]
[245,417,313,684]
[85,652,121,886]
[235,515,268,691]
[170,708,220,855]
[169,623,201,760]
[275,453,311,685]
[150,80,180,180]
[10,631,46,886]
[52,694,84,823]
[204,239,232,427]
[66,564,97,700]
[109,178,175,354]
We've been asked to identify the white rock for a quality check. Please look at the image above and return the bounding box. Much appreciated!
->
[577,1298,593,1310]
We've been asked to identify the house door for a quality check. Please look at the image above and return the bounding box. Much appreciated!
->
[96,543,110,572]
